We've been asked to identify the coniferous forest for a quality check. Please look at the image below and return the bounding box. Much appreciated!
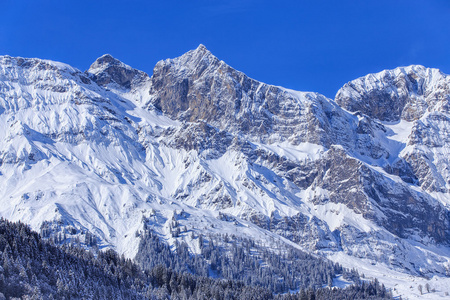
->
[0,218,392,299]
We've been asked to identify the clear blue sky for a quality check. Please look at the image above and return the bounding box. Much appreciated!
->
[1,0,449,98]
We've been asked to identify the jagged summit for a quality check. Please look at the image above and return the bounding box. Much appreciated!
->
[89,53,121,67]
[148,45,344,145]
[161,43,221,75]
[185,43,215,58]
[196,43,208,51]
[87,53,149,90]
[191,43,210,56]
[335,65,450,122]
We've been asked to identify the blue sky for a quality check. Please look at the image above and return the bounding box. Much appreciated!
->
[1,0,449,98]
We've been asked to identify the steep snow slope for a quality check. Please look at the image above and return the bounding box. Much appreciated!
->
[0,47,450,299]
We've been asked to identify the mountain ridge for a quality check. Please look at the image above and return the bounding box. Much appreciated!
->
[1,46,450,299]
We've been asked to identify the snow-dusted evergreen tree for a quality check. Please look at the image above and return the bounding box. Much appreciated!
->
[0,218,392,299]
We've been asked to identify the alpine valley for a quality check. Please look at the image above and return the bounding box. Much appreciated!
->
[1,45,450,299]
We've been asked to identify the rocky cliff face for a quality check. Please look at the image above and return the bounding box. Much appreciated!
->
[88,54,149,90]
[149,45,353,146]
[0,46,450,291]
[336,65,450,194]
[147,46,450,246]
[335,65,450,122]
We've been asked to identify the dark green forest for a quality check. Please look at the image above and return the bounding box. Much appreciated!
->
[0,218,392,299]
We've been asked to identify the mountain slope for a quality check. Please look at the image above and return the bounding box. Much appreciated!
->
[0,218,392,299]
[0,47,450,298]
[336,66,450,195]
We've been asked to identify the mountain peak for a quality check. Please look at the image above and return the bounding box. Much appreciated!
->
[193,44,209,55]
[87,54,149,89]
[335,65,450,122]
[168,44,219,71]
[88,54,127,74]
[149,44,335,145]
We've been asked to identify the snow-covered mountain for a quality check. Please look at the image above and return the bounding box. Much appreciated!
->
[1,45,450,298]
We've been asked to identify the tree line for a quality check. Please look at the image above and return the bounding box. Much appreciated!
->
[0,218,392,299]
